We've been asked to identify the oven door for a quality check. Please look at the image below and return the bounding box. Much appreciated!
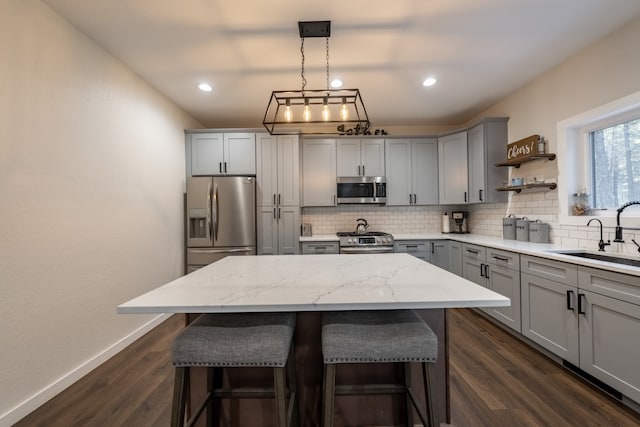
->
[339,246,394,254]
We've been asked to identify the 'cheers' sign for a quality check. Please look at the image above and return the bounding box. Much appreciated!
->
[507,135,540,161]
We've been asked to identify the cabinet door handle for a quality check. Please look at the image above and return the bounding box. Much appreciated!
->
[409,194,412,204]
[578,293,586,315]
[273,208,276,219]
[431,242,435,254]
[219,162,223,173]
[413,194,417,204]
[358,165,361,175]
[277,207,281,220]
[224,162,228,173]
[464,191,467,203]
[362,165,365,176]
[480,263,485,277]
[479,189,483,201]
[278,194,281,205]
[566,290,575,311]
[273,194,277,205]
[484,264,490,278]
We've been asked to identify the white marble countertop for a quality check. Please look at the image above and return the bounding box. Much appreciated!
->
[117,253,510,314]
[300,233,640,276]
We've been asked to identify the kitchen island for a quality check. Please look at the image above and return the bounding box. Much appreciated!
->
[118,253,509,425]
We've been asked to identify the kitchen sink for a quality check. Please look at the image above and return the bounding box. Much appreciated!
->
[550,250,640,268]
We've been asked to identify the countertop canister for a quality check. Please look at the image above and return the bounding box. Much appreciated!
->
[515,217,533,241]
[529,220,550,243]
[502,214,520,240]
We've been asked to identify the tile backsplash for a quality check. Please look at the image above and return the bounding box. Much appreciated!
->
[301,189,640,257]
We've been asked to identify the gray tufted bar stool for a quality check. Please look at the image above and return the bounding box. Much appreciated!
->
[321,309,438,427]
[170,312,298,427]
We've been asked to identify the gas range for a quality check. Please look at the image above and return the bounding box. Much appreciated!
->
[336,231,395,254]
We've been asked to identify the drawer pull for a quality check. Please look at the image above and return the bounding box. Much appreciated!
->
[492,255,509,262]
[466,249,480,254]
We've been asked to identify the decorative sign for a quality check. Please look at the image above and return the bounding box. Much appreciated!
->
[506,135,540,161]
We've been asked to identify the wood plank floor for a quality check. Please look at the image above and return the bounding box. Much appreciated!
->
[15,309,640,426]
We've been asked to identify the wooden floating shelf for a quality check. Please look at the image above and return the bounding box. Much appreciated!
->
[496,183,557,193]
[495,153,556,168]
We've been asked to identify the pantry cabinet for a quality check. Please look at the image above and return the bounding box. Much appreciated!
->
[302,139,337,206]
[189,132,256,176]
[336,139,385,177]
[256,134,300,255]
[385,138,439,206]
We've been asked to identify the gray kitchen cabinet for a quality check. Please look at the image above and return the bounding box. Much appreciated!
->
[429,240,450,271]
[302,139,337,206]
[467,119,509,204]
[577,267,640,403]
[438,131,468,204]
[521,271,580,365]
[395,240,429,261]
[579,289,640,404]
[189,132,256,176]
[462,243,521,331]
[336,139,385,177]
[385,138,438,206]
[301,241,339,254]
[449,241,462,276]
[256,134,300,255]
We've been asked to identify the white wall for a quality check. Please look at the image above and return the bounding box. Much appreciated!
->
[0,1,201,423]
[465,15,640,254]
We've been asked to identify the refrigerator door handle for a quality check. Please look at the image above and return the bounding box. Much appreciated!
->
[207,181,213,241]
[189,248,253,254]
[213,182,219,241]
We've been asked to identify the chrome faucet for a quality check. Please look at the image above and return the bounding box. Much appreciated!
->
[587,218,610,252]
[613,201,640,243]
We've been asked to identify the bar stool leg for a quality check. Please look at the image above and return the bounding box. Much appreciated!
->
[274,367,287,427]
[171,367,187,427]
[286,345,299,426]
[422,362,437,427]
[322,364,336,427]
[403,362,414,427]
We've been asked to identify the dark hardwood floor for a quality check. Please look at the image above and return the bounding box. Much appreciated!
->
[15,309,640,426]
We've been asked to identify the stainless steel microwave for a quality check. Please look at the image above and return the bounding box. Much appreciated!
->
[336,176,387,205]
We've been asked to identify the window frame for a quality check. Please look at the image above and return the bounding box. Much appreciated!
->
[557,90,640,229]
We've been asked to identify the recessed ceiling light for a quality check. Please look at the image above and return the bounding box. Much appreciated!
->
[198,83,213,92]
[422,77,437,87]
[330,79,343,88]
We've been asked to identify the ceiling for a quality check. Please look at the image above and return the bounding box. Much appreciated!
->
[42,0,640,129]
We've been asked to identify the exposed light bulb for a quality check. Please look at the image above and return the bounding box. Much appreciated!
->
[303,98,311,122]
[198,82,213,92]
[284,99,292,122]
[322,98,330,121]
[340,98,349,121]
[331,79,343,88]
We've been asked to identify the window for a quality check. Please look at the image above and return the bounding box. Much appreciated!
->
[589,116,640,209]
[557,90,640,227]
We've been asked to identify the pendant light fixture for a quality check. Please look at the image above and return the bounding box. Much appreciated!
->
[263,21,370,135]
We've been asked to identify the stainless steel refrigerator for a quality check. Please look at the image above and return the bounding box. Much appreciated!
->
[186,176,256,272]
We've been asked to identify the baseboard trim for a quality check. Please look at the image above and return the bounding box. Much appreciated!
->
[1,313,171,426]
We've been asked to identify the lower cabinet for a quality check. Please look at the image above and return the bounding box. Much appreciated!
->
[395,240,429,262]
[462,243,521,331]
[300,241,339,255]
[430,240,450,271]
[449,241,462,276]
[521,255,640,404]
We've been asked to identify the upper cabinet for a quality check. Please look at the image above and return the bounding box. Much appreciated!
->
[385,138,438,206]
[438,131,468,204]
[302,139,337,207]
[189,132,256,176]
[467,119,509,204]
[336,139,385,177]
[438,118,509,205]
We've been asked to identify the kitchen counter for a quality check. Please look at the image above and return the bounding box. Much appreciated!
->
[118,253,509,314]
[300,233,640,276]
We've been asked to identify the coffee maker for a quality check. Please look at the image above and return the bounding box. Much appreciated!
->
[450,211,468,234]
